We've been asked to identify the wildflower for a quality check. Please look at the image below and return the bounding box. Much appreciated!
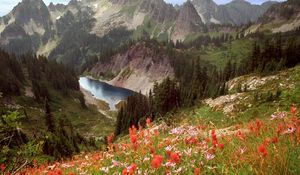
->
[277,123,284,134]
[184,148,193,157]
[174,167,183,173]
[151,155,164,169]
[283,126,296,134]
[112,160,120,167]
[205,153,215,161]
[291,104,296,115]
[107,133,114,145]
[122,168,128,175]
[240,147,247,154]
[271,112,286,120]
[149,146,155,154]
[146,117,152,127]
[130,133,138,144]
[170,152,181,164]
[170,127,185,135]
[236,130,245,140]
[33,159,37,167]
[272,136,278,144]
[194,167,201,175]
[185,137,198,145]
[218,143,225,150]
[264,138,271,145]
[0,164,5,172]
[154,129,160,136]
[258,144,268,157]
[212,139,218,147]
[122,163,137,175]
[68,173,75,175]
[256,119,262,132]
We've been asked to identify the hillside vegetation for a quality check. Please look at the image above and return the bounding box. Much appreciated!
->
[0,50,114,172]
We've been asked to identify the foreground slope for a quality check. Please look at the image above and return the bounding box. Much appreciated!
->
[16,66,300,174]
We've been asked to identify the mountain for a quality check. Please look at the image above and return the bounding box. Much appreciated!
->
[89,41,174,94]
[249,0,300,33]
[0,0,53,53]
[0,0,279,68]
[191,0,277,25]
[172,1,205,41]
[192,0,220,24]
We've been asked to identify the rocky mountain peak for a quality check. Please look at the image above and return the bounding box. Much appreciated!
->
[230,0,253,6]
[11,0,50,25]
[192,0,219,23]
[139,0,178,23]
[172,0,204,41]
[177,1,203,25]
[110,0,135,5]
[48,2,66,12]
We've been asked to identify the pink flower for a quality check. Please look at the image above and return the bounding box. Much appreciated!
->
[205,153,215,160]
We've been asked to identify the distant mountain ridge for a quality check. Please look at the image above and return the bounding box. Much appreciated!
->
[245,0,300,34]
[0,0,279,68]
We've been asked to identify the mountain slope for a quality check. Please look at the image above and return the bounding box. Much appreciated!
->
[0,0,279,69]
[89,41,174,94]
[0,0,53,53]
[17,65,300,174]
[249,0,300,33]
[172,1,205,41]
[191,0,277,25]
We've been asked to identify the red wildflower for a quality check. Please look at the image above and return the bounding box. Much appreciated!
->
[185,137,198,145]
[130,134,137,144]
[170,152,181,164]
[154,129,160,136]
[0,164,5,172]
[236,130,245,140]
[264,138,271,145]
[194,167,201,175]
[149,146,155,154]
[256,119,262,132]
[146,117,152,127]
[258,144,268,157]
[291,104,296,115]
[151,155,164,169]
[211,129,216,136]
[218,143,225,150]
[68,173,75,175]
[212,139,218,147]
[56,169,62,175]
[122,168,128,175]
[107,133,114,145]
[277,123,283,134]
[272,136,278,144]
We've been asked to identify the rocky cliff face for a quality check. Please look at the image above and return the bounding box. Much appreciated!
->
[216,0,277,25]
[0,0,281,67]
[139,0,178,23]
[172,1,204,41]
[247,0,300,34]
[90,42,174,94]
[191,0,277,25]
[192,0,219,24]
[0,0,52,52]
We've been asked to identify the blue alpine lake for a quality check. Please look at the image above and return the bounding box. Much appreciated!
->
[79,77,134,110]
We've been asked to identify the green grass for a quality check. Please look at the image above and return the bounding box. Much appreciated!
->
[202,39,253,69]
[3,89,114,139]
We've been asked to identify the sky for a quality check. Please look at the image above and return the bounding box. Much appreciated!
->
[0,0,285,17]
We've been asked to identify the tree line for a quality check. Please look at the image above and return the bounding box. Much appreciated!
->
[114,31,300,136]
